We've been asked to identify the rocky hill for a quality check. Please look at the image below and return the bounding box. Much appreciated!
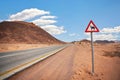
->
[95,40,115,44]
[0,21,64,44]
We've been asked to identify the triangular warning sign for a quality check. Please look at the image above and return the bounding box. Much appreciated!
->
[85,20,99,32]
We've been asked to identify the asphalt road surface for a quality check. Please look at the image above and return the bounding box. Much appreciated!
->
[2,44,120,80]
[6,44,76,80]
[0,44,68,79]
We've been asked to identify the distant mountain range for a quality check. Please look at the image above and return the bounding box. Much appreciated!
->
[0,21,64,44]
[80,39,117,44]
[95,40,115,43]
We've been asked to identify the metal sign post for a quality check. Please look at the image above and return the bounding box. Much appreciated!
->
[90,32,94,75]
[85,20,99,75]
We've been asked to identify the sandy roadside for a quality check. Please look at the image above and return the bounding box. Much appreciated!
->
[7,44,76,80]
[6,43,120,80]
[72,43,120,80]
[0,44,56,52]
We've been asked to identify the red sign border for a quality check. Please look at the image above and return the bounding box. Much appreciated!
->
[85,20,99,32]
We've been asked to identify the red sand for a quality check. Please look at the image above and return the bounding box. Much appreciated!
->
[7,43,120,80]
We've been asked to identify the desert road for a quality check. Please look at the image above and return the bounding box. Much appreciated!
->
[0,43,120,80]
[0,44,69,80]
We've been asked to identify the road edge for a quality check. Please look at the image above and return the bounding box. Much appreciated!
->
[0,45,67,80]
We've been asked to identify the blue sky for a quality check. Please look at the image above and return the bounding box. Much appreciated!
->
[1,0,120,42]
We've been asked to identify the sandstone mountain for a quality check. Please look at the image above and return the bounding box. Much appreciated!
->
[0,21,64,44]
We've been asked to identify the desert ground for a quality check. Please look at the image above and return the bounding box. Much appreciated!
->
[4,43,120,80]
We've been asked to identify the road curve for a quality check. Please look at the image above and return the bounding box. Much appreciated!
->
[0,44,69,80]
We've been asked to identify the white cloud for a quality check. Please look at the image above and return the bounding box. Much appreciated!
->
[40,16,57,19]
[85,25,120,41]
[69,33,80,36]
[41,25,66,35]
[86,33,117,41]
[32,19,57,25]
[8,8,50,21]
[84,33,90,36]
[101,26,120,33]
[5,8,67,35]
[0,19,3,22]
[69,33,76,36]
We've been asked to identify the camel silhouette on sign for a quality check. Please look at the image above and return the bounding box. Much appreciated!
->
[90,26,95,30]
